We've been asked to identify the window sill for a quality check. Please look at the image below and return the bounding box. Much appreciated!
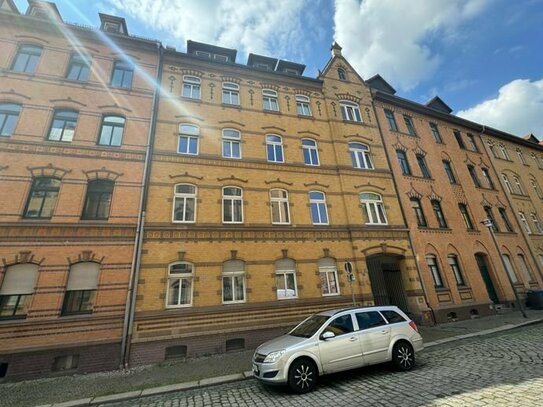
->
[457,285,471,290]
[297,114,313,119]
[221,103,241,109]
[0,315,27,322]
[180,96,202,102]
[435,287,450,292]
[45,138,73,144]
[80,218,110,222]
[21,216,52,221]
[342,119,363,124]
[263,109,281,115]
[63,78,89,85]
[110,85,133,91]
[61,310,93,317]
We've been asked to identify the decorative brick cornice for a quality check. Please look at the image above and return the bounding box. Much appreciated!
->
[221,76,241,84]
[169,172,204,180]
[406,183,422,200]
[97,103,132,113]
[2,251,44,267]
[264,178,293,186]
[27,163,72,179]
[0,89,31,100]
[83,167,123,181]
[217,175,248,183]
[427,187,442,202]
[67,251,104,265]
[335,93,361,103]
[304,181,329,188]
[50,97,87,107]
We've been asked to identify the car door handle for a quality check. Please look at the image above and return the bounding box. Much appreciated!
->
[349,337,358,342]
[380,330,389,334]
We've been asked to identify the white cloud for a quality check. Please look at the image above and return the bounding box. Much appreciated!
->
[104,0,312,61]
[457,78,543,137]
[333,0,491,90]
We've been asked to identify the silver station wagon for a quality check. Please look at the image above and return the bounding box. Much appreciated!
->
[253,306,423,393]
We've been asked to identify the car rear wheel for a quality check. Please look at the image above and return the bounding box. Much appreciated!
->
[392,341,415,371]
[288,358,318,393]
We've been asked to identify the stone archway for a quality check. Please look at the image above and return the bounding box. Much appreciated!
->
[365,253,409,313]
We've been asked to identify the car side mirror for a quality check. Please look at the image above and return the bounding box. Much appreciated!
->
[321,331,335,340]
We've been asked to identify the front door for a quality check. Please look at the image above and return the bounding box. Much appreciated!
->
[318,314,363,373]
[475,254,499,304]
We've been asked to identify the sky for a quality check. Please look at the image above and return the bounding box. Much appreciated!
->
[13,0,543,138]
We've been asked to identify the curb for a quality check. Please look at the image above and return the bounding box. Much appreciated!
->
[35,317,543,406]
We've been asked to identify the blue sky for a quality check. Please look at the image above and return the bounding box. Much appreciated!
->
[14,0,543,137]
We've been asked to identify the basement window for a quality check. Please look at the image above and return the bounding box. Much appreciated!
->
[52,355,79,372]
[165,345,188,360]
[0,363,8,378]
[225,338,245,352]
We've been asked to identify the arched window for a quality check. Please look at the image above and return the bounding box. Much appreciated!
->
[98,115,125,146]
[349,143,373,169]
[296,95,311,116]
[62,262,100,315]
[11,45,42,73]
[48,109,78,142]
[318,258,339,296]
[222,82,240,105]
[172,184,196,223]
[499,144,510,160]
[513,176,524,194]
[531,213,543,234]
[340,101,362,122]
[23,177,61,218]
[426,255,444,288]
[516,254,534,282]
[182,75,201,99]
[501,174,513,193]
[410,198,426,227]
[302,139,319,166]
[270,189,290,224]
[82,179,114,219]
[309,191,329,225]
[0,263,39,319]
[266,134,284,163]
[360,192,387,225]
[337,68,347,81]
[222,186,243,223]
[447,255,465,286]
[166,262,194,307]
[178,124,199,155]
[530,178,542,198]
[222,129,241,159]
[275,258,297,299]
[262,89,279,111]
[222,260,245,303]
[518,211,531,234]
[0,103,22,137]
[501,254,518,284]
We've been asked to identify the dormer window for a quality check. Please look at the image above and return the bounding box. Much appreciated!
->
[104,22,120,33]
[284,68,298,75]
[254,63,270,70]
[195,51,211,59]
[29,7,48,19]
[214,54,229,62]
[99,14,128,35]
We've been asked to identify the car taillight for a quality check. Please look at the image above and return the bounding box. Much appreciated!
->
[409,321,418,332]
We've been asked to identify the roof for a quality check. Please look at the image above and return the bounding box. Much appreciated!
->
[276,59,306,75]
[425,96,453,114]
[366,74,396,95]
[187,40,237,63]
[247,53,278,70]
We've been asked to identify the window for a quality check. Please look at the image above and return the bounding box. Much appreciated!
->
[166,262,193,307]
[483,206,499,232]
[447,255,465,286]
[66,53,90,81]
[502,174,513,193]
[11,45,42,73]
[98,115,125,146]
[177,124,199,155]
[432,200,447,228]
[513,176,524,194]
[222,129,241,159]
[296,95,311,116]
[519,212,531,234]
[396,150,411,176]
[517,150,527,165]
[426,255,444,288]
[429,123,443,143]
[270,189,290,224]
[0,103,21,137]
[214,54,229,62]
[309,191,329,225]
[481,168,495,189]
[0,264,38,319]
[498,207,514,232]
[349,143,373,169]
[337,68,347,81]
[416,154,431,178]
[531,213,543,234]
[467,134,478,152]
[194,50,211,59]
[266,135,284,163]
[324,315,354,336]
[530,179,542,198]
[23,177,60,218]
[222,260,245,303]
[182,76,201,99]
[222,82,240,105]
[340,101,362,122]
[52,355,79,372]
[111,60,133,89]
[62,262,99,315]
[82,180,114,220]
[318,258,339,296]
[501,254,518,284]
[410,198,427,227]
[262,89,279,111]
[275,259,297,299]
[360,192,388,224]
[172,184,196,223]
[517,254,534,282]
[356,311,387,329]
[453,130,465,149]
[302,139,319,166]
[384,109,398,131]
[403,115,416,136]
[48,110,78,142]
[499,144,510,160]
[467,165,481,188]
[442,160,457,184]
[222,187,243,223]
[458,204,474,230]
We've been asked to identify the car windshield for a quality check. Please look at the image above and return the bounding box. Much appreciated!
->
[289,315,329,338]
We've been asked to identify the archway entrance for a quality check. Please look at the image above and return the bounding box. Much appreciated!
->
[366,254,409,312]
[475,253,499,304]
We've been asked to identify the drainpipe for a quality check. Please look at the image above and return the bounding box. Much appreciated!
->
[120,41,164,368]
[370,92,435,325]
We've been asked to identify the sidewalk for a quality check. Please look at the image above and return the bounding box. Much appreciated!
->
[2,309,542,407]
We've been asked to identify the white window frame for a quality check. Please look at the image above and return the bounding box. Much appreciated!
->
[222,262,245,304]
[319,262,339,296]
[275,260,297,300]
[349,143,373,169]
[266,134,284,163]
[517,149,527,165]
[222,186,243,224]
[360,192,388,225]
[502,174,513,193]
[165,262,194,308]
[262,89,279,111]
[530,179,542,198]
[513,176,524,194]
[270,189,290,225]
[530,213,543,234]
[182,75,201,99]
[519,211,531,234]
[172,184,196,223]
[296,95,312,116]
[309,191,329,225]
[501,254,519,284]
[222,128,241,159]
[302,138,319,166]
[222,82,240,105]
[499,144,510,160]
[177,124,199,155]
[340,101,362,122]
[194,50,211,59]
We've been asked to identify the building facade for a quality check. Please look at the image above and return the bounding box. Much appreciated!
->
[0,1,159,379]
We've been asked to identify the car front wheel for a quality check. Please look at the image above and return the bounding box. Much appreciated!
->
[288,358,318,393]
[392,341,415,371]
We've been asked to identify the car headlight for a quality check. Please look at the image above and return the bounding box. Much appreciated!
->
[263,350,285,363]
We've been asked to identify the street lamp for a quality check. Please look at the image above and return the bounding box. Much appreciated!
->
[481,219,527,318]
